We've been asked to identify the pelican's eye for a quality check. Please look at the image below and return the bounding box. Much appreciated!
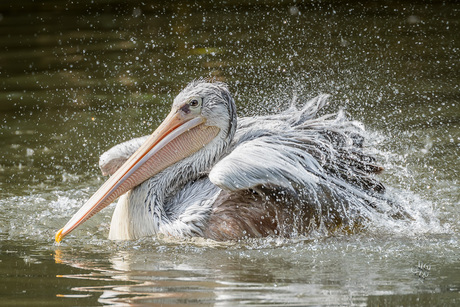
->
[189,98,201,108]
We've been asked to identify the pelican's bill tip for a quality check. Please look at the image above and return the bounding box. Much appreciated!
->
[55,228,64,243]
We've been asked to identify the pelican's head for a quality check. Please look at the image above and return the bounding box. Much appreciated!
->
[173,80,236,142]
[55,80,236,242]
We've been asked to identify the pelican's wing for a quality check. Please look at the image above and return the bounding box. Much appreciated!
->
[209,95,384,195]
[99,135,149,176]
[209,95,327,192]
[209,135,322,192]
[207,95,406,224]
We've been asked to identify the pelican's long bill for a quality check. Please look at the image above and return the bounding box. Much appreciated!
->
[55,107,220,242]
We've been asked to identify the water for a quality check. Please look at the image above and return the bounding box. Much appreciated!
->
[1,0,459,305]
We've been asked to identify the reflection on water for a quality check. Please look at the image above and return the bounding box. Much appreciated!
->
[2,236,460,305]
[0,0,459,305]
[49,236,460,306]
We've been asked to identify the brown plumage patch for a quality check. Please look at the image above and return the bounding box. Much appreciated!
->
[203,185,366,241]
[203,189,280,241]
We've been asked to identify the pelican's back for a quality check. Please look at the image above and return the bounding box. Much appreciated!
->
[206,95,409,239]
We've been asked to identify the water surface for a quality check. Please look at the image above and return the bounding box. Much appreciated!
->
[1,0,459,305]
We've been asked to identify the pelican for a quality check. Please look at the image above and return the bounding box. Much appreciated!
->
[55,80,406,242]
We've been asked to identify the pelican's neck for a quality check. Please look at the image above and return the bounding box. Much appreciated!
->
[109,130,233,240]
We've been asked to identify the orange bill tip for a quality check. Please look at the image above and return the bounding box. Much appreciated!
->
[55,228,64,243]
